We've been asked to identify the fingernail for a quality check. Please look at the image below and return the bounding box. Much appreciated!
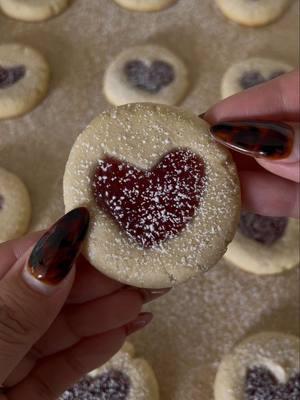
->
[210,121,294,160]
[24,208,90,292]
[125,312,153,336]
[139,288,171,303]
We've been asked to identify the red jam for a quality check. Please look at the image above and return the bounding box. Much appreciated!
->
[92,148,206,248]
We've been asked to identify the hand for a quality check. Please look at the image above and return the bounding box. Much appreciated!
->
[0,208,167,400]
[204,70,299,217]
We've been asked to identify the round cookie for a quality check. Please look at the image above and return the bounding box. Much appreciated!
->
[113,0,176,12]
[103,45,189,106]
[60,342,160,400]
[221,58,293,98]
[224,212,299,275]
[215,0,292,27]
[63,103,240,288]
[0,43,50,119]
[0,167,31,243]
[214,332,300,400]
[0,0,70,22]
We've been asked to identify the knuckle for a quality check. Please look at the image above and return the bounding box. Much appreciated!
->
[0,294,39,346]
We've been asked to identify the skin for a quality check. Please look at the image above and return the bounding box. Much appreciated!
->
[0,231,166,400]
[205,70,300,217]
[0,71,298,399]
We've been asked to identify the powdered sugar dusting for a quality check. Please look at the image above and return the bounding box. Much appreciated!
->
[64,103,240,287]
[92,148,206,248]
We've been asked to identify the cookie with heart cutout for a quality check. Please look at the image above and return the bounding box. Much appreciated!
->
[215,0,292,27]
[103,45,189,106]
[214,332,300,400]
[63,103,240,288]
[224,212,300,275]
[113,0,176,12]
[0,0,70,22]
[221,58,293,98]
[60,342,160,400]
[0,166,31,243]
[0,43,50,119]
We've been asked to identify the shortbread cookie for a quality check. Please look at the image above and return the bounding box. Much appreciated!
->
[113,0,176,12]
[224,212,299,275]
[0,167,31,243]
[214,332,300,400]
[221,58,293,98]
[63,103,240,288]
[0,0,70,22]
[0,43,50,119]
[103,45,189,106]
[60,342,160,399]
[215,0,292,27]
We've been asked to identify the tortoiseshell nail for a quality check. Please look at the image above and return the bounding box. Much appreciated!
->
[210,121,294,160]
[27,208,90,285]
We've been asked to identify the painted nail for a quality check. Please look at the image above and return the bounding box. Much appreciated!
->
[25,208,90,291]
[125,312,153,336]
[210,121,294,160]
[139,288,171,303]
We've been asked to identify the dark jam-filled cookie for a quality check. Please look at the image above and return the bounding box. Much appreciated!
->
[0,167,31,243]
[245,366,300,400]
[124,60,175,94]
[214,332,300,400]
[64,103,240,288]
[103,45,189,106]
[0,65,26,89]
[221,58,292,99]
[224,212,299,275]
[60,370,131,400]
[239,212,288,245]
[60,342,159,400]
[0,43,50,120]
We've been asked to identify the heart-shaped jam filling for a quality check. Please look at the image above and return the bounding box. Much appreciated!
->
[0,65,26,89]
[245,366,300,400]
[240,69,285,90]
[239,212,288,245]
[124,59,175,93]
[92,148,206,248]
[60,369,131,400]
[0,194,4,210]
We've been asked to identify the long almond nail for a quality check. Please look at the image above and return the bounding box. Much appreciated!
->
[125,312,153,336]
[210,121,294,160]
[24,208,90,290]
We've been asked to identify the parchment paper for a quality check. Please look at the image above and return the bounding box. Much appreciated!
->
[0,1,299,398]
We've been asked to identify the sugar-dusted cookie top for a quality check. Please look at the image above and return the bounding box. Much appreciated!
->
[64,103,240,288]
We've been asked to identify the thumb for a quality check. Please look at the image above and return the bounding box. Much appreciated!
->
[0,207,89,384]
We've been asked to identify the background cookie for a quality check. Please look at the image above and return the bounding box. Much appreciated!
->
[63,103,240,288]
[221,57,293,98]
[60,342,160,399]
[224,212,299,275]
[0,166,31,243]
[0,0,70,22]
[215,0,292,27]
[113,0,176,12]
[0,43,50,119]
[103,45,189,106]
[214,332,300,400]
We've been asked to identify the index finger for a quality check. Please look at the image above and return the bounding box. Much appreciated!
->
[205,69,300,123]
